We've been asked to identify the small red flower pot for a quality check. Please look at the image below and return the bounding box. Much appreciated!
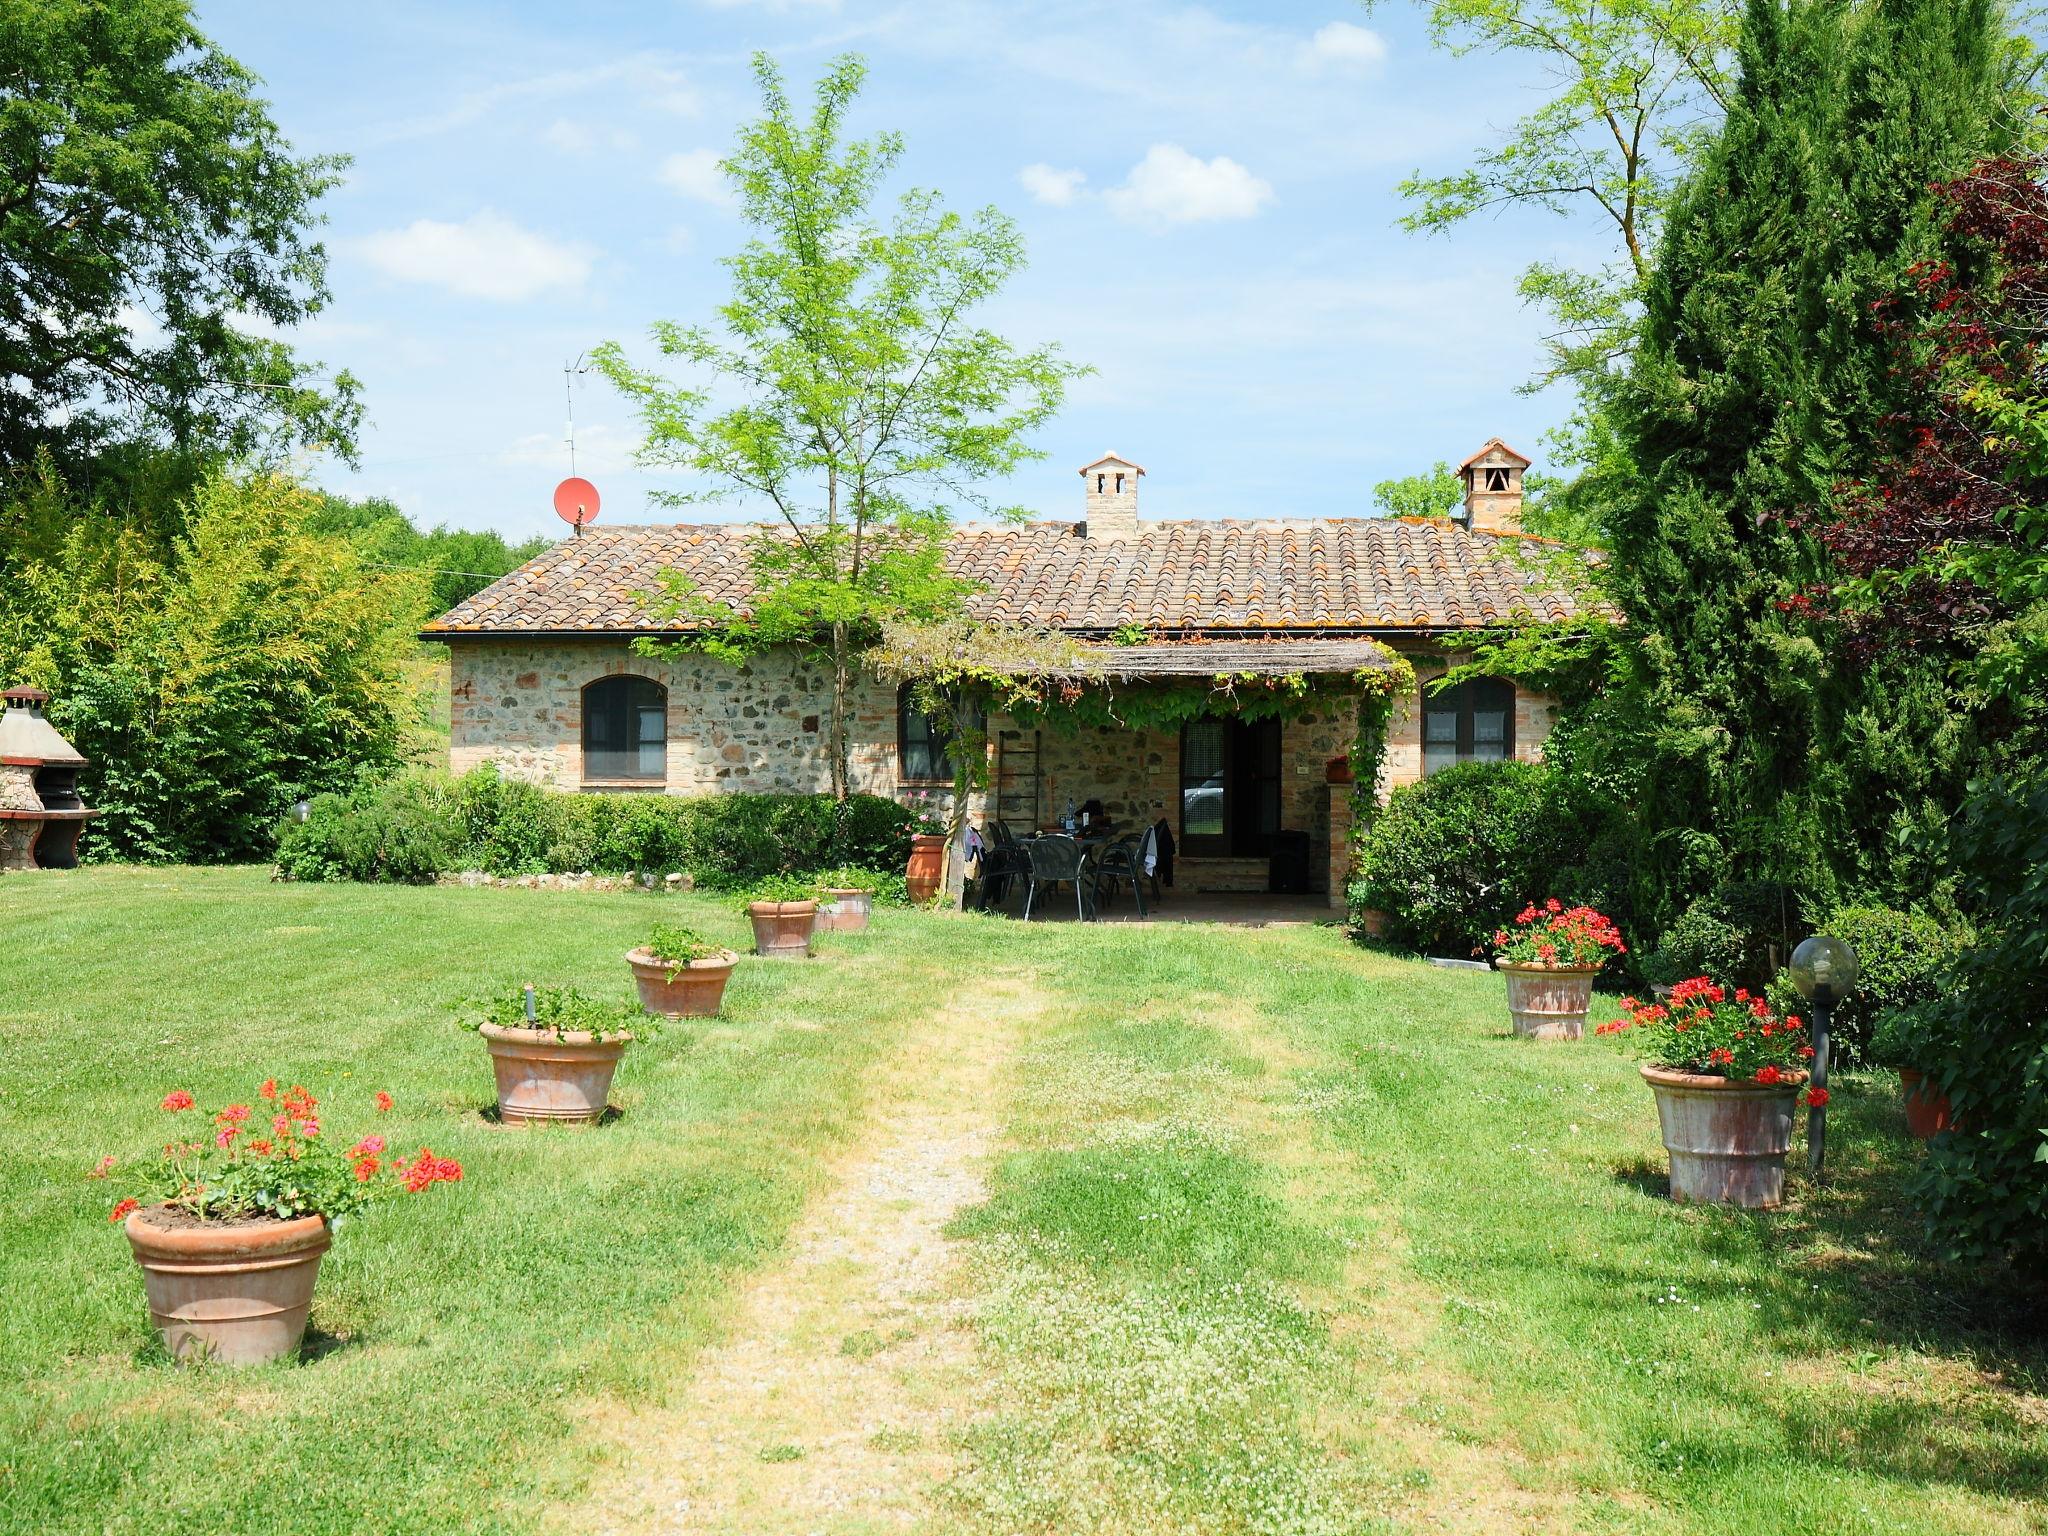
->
[125,1206,330,1365]
[747,900,817,959]
[1641,1066,1805,1208]
[905,834,947,904]
[1498,962,1601,1040]
[1899,1069,1956,1140]
[626,946,738,1017]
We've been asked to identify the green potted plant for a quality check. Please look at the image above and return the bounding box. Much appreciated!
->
[626,922,739,1017]
[743,874,821,958]
[475,985,644,1124]
[814,866,880,934]
[1870,1005,1956,1140]
[104,1081,461,1364]
[1599,979,1821,1207]
[1487,899,1627,1040]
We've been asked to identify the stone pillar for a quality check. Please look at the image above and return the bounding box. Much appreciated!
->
[1327,782,1355,911]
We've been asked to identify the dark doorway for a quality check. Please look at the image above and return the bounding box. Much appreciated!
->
[1179,717,1283,857]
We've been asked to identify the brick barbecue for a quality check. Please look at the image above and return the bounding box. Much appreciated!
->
[0,687,97,871]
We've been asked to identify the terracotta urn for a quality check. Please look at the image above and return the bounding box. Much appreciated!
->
[905,833,946,903]
[1641,1065,1804,1208]
[1497,961,1602,1040]
[1899,1068,1956,1140]
[1325,755,1354,784]
[125,1206,330,1364]
[478,1023,631,1123]
[625,946,738,1018]
[1356,907,1391,939]
[747,899,817,959]
[817,887,872,934]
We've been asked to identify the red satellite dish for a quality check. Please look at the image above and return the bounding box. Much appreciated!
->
[553,477,601,528]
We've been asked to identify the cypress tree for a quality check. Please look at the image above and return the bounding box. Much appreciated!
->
[1594,0,2018,928]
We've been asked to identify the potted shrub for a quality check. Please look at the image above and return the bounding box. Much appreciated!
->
[105,1082,461,1364]
[814,867,880,934]
[1870,1007,1956,1140]
[1488,899,1627,1040]
[744,874,820,958]
[626,923,739,1018]
[475,985,644,1124]
[1599,979,1822,1208]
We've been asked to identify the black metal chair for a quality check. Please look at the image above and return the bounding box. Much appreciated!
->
[1020,834,1093,921]
[977,821,1032,912]
[1089,833,1148,918]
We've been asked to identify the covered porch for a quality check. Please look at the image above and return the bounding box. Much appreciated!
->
[957,638,1400,914]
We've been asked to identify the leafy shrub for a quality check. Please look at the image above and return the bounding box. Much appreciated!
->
[737,872,824,909]
[1816,904,1966,1067]
[1904,772,2048,1265]
[455,763,556,875]
[478,985,643,1040]
[274,773,460,884]
[1643,882,1807,992]
[832,795,918,869]
[1348,762,1602,956]
[644,923,727,968]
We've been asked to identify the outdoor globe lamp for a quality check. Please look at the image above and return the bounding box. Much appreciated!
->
[1788,934,1861,1176]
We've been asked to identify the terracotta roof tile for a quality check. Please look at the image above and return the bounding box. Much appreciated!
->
[425,519,1587,636]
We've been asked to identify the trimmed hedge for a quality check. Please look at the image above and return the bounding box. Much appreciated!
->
[276,765,918,888]
[1347,761,1616,957]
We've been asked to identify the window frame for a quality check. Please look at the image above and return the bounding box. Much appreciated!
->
[1420,677,1516,776]
[580,674,668,784]
[896,684,961,786]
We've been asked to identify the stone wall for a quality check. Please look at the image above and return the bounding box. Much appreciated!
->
[444,637,1556,899]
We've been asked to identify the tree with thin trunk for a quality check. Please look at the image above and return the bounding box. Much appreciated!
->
[596,53,1082,801]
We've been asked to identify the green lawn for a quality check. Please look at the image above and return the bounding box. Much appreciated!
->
[1,868,2041,1535]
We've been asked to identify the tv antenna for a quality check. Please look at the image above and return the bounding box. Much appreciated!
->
[555,352,600,536]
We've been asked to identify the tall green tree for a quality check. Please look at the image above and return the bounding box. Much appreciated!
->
[597,54,1081,800]
[1378,0,1743,382]
[310,493,550,615]
[0,0,359,470]
[1594,0,2021,926]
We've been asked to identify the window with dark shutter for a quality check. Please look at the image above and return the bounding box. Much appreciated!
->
[898,686,975,783]
[582,675,667,781]
[1420,678,1515,775]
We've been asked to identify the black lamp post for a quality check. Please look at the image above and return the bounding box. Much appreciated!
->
[1788,934,1861,1177]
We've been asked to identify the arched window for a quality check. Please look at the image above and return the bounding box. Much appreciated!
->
[582,675,666,782]
[1422,677,1515,775]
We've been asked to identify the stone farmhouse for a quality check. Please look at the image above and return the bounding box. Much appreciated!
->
[425,439,1584,907]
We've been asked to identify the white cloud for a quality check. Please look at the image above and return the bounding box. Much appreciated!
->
[1019,163,1087,207]
[1103,144,1274,227]
[1300,21,1388,73]
[659,148,734,207]
[357,210,595,302]
[375,53,698,143]
[543,118,638,155]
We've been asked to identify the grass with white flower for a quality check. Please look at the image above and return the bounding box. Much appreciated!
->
[0,867,2041,1534]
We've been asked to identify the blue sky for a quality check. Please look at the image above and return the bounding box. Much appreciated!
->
[195,0,1605,540]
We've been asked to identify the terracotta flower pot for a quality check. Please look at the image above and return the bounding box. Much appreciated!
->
[1899,1068,1956,1140]
[748,899,817,959]
[817,887,872,934]
[124,1206,330,1365]
[626,946,738,1018]
[1325,756,1354,784]
[478,1023,631,1123]
[905,833,947,903]
[1498,962,1601,1040]
[1641,1065,1804,1208]
[1357,907,1391,939]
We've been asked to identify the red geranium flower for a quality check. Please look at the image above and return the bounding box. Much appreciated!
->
[1805,1087,1830,1107]
[109,1198,140,1223]
[374,1091,394,1113]
[160,1090,195,1112]
[1755,1065,1784,1086]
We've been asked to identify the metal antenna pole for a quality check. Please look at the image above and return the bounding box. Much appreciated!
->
[563,352,589,536]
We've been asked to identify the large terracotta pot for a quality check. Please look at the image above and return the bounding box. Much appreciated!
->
[125,1206,330,1364]
[1641,1065,1804,1208]
[478,1023,631,1123]
[1899,1068,1956,1140]
[905,834,946,903]
[817,887,872,934]
[1498,962,1601,1040]
[747,899,817,958]
[1356,907,1391,939]
[626,946,738,1017]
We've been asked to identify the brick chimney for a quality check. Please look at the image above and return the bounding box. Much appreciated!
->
[1459,438,1531,533]
[1079,452,1144,539]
